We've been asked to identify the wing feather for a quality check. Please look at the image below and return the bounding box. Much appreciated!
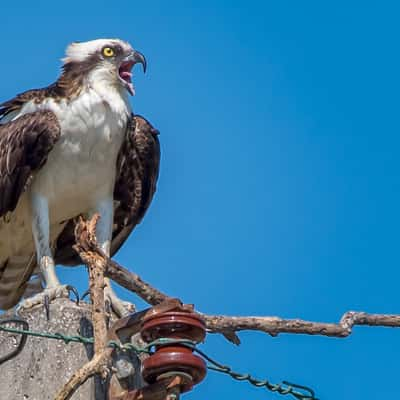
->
[0,111,61,217]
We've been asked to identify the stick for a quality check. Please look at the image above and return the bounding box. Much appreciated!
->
[54,216,111,400]
[71,217,400,346]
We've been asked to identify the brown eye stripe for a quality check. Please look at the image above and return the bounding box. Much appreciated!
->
[114,45,123,56]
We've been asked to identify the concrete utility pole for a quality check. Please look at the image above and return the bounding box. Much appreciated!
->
[0,298,142,400]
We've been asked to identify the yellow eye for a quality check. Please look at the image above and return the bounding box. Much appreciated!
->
[102,47,115,57]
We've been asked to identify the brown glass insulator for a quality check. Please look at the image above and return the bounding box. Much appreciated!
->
[141,311,206,343]
[142,345,207,393]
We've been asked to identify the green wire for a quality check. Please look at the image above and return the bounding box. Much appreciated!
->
[0,323,317,399]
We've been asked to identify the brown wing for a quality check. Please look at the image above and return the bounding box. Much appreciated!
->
[54,114,160,265]
[0,111,61,217]
[0,87,61,122]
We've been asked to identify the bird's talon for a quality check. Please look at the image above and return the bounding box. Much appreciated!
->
[44,295,50,320]
[66,285,80,304]
[15,284,72,318]
[81,289,90,302]
[13,304,23,319]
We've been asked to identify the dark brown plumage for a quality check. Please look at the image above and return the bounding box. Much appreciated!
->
[0,55,102,120]
[0,109,160,306]
[0,111,60,217]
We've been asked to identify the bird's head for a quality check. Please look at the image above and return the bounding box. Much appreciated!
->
[61,39,146,96]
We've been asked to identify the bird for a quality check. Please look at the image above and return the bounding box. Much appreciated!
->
[0,39,160,316]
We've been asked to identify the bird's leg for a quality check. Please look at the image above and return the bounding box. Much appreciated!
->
[17,194,76,315]
[90,197,134,317]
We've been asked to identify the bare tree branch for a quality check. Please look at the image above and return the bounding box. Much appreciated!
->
[106,257,171,306]
[53,214,400,398]
[202,312,400,344]
[54,349,112,400]
[55,216,111,400]
[73,216,109,353]
[57,216,188,399]
[71,217,400,347]
[69,217,399,345]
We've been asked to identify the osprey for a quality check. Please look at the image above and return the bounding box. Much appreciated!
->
[0,39,160,316]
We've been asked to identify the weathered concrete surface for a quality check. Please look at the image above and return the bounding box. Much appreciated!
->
[0,298,141,400]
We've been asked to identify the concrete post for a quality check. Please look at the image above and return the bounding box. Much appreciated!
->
[0,298,141,400]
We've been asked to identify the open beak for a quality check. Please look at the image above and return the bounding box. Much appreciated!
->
[131,51,147,73]
[118,50,147,95]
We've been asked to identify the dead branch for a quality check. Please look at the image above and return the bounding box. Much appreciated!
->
[105,253,400,343]
[73,216,108,353]
[53,215,400,399]
[57,216,186,399]
[53,349,112,400]
[106,257,171,306]
[54,216,111,400]
[103,251,400,342]
[201,312,400,344]
[71,216,400,345]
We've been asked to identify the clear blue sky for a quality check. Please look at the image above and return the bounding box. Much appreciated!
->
[1,1,400,399]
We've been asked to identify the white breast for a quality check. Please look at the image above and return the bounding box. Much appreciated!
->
[17,87,131,223]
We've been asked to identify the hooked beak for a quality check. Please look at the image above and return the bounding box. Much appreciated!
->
[118,50,147,95]
[131,50,147,73]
